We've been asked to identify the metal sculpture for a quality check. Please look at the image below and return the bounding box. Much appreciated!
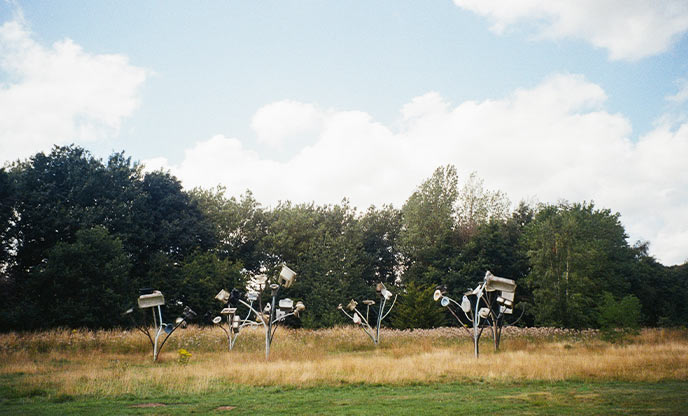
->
[213,264,304,359]
[434,271,522,357]
[123,288,196,361]
[337,282,397,345]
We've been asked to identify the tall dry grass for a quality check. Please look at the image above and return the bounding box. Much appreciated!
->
[1,326,686,397]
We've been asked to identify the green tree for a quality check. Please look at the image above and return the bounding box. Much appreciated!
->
[523,202,634,328]
[399,165,462,288]
[598,292,642,341]
[1,146,217,329]
[177,251,243,320]
[358,205,402,286]
[24,227,132,328]
[190,187,268,271]
[456,172,511,239]
[391,282,446,329]
[259,200,368,328]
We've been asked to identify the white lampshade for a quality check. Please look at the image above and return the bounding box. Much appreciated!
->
[433,290,442,302]
[278,264,297,288]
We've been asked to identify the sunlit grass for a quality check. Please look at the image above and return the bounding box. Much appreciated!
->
[1,326,686,397]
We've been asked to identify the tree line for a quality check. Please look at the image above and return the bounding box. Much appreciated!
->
[0,146,686,331]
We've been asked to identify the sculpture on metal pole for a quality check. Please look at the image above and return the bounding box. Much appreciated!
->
[434,271,522,357]
[211,288,261,351]
[213,264,304,359]
[123,289,197,361]
[337,282,397,345]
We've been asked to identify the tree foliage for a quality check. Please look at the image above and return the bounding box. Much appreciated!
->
[523,202,634,328]
[1,148,685,331]
[391,282,447,329]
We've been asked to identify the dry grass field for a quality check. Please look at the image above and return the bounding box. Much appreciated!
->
[1,326,686,398]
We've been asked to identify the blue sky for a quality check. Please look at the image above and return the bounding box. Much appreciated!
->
[1,1,688,264]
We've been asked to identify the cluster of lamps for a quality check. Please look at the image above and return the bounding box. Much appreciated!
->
[337,282,397,345]
[212,264,305,359]
[434,271,521,357]
[126,267,520,361]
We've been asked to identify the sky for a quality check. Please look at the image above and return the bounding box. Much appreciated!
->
[1,1,687,265]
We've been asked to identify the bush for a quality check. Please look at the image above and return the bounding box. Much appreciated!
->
[598,292,642,342]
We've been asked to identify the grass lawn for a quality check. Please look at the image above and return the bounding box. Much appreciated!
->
[2,380,687,415]
[1,327,687,414]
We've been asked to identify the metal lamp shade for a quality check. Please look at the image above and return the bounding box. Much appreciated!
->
[215,289,230,303]
[346,299,358,311]
[440,297,450,307]
[221,307,236,315]
[278,264,297,288]
[478,307,491,318]
[138,291,165,309]
[353,313,362,325]
[279,298,294,311]
[460,296,471,313]
[212,316,222,324]
[484,271,517,292]
[433,289,442,302]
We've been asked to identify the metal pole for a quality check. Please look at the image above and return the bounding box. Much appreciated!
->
[376,298,386,345]
[153,305,164,361]
[473,291,481,358]
[266,291,277,360]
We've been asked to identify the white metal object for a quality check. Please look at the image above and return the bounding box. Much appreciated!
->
[215,289,230,303]
[138,291,165,309]
[278,264,297,288]
[279,298,294,311]
[460,296,471,313]
[217,264,303,359]
[484,271,516,292]
[433,289,442,301]
[337,282,397,345]
[433,270,521,358]
[224,307,235,316]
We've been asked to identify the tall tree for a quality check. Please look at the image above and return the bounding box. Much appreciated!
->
[190,187,268,271]
[523,202,633,328]
[456,172,511,240]
[399,165,462,288]
[1,146,217,329]
[391,282,447,329]
[23,227,132,328]
[358,205,402,286]
[259,200,368,328]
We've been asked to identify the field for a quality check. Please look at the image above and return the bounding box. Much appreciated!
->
[1,326,687,414]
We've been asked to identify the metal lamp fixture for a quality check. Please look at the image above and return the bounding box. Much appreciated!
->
[214,264,304,359]
[434,271,523,357]
[124,289,196,361]
[337,282,398,345]
[212,288,260,351]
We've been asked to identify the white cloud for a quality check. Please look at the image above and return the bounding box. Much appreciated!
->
[0,17,147,164]
[666,78,688,104]
[251,100,323,148]
[453,0,688,60]
[162,74,688,265]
